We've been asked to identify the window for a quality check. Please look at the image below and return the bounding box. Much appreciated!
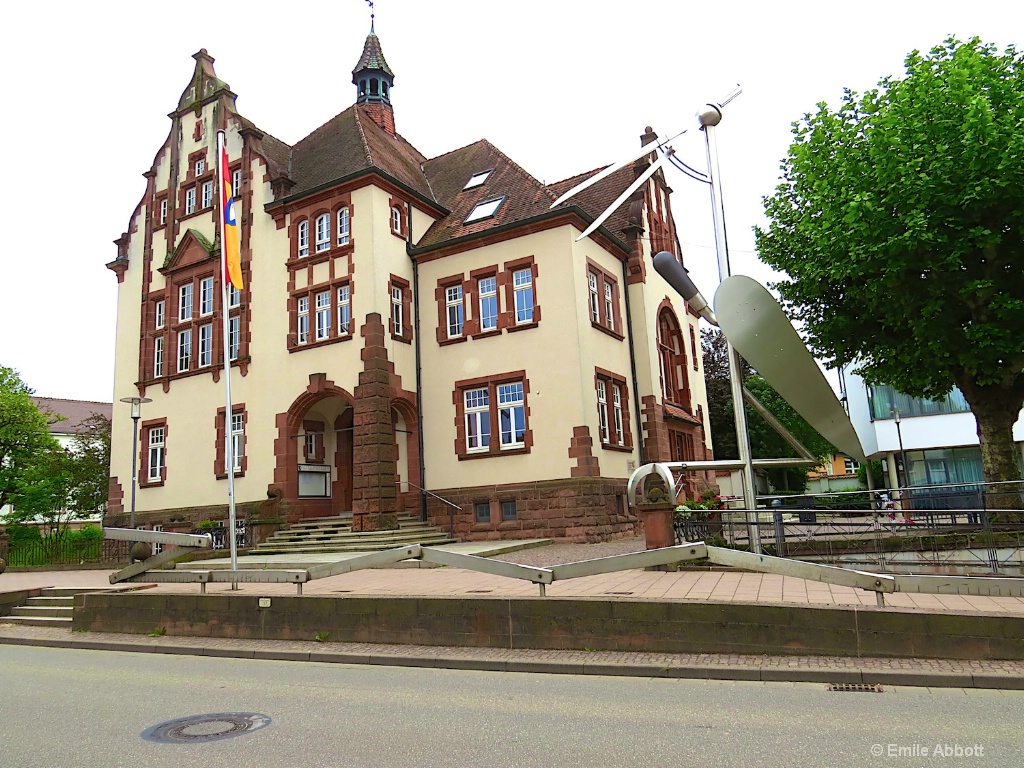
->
[152,524,164,555]
[195,159,205,176]
[232,168,242,197]
[586,263,621,336]
[497,382,525,449]
[230,413,244,472]
[198,324,213,367]
[604,283,615,333]
[297,296,309,344]
[337,285,351,335]
[391,285,403,336]
[501,500,517,521]
[201,181,213,209]
[153,337,164,378]
[391,206,403,234]
[159,199,167,225]
[315,213,331,252]
[843,456,860,474]
[178,284,193,321]
[177,330,192,372]
[597,380,610,444]
[464,170,491,189]
[154,300,165,329]
[479,276,498,332]
[389,276,411,342]
[315,290,331,341]
[337,207,350,246]
[147,426,165,482]
[657,308,691,410]
[475,501,490,522]
[228,316,240,361]
[595,369,632,449]
[297,220,309,258]
[513,268,533,324]
[199,276,214,316]
[464,388,490,453]
[588,272,600,323]
[465,197,504,223]
[612,385,625,446]
[185,188,196,215]
[446,285,464,338]
[228,284,241,309]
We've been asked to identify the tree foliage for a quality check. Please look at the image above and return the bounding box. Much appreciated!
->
[755,38,1024,491]
[0,366,60,510]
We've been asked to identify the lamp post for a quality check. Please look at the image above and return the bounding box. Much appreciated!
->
[119,397,152,529]
[891,408,907,490]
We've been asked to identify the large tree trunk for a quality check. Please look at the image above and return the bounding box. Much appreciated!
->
[956,377,1024,515]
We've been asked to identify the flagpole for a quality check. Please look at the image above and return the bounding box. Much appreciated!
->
[216,129,239,585]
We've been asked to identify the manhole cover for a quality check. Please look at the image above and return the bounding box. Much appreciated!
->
[142,713,271,743]
[828,683,884,693]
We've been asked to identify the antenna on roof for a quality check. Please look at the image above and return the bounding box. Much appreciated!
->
[365,0,375,32]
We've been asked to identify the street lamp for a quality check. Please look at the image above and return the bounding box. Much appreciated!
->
[120,396,152,529]
[891,408,907,490]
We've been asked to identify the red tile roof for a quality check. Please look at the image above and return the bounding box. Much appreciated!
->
[32,398,112,435]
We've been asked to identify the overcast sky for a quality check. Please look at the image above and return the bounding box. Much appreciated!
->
[0,0,1017,402]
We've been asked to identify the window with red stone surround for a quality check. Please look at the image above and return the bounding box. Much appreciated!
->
[389,274,413,344]
[594,368,633,450]
[286,196,354,267]
[690,325,699,371]
[502,256,540,332]
[177,148,215,223]
[389,196,408,240]
[287,277,354,352]
[139,418,168,488]
[468,266,500,339]
[302,420,326,463]
[435,273,468,345]
[657,305,691,411]
[585,258,624,340]
[153,192,169,230]
[215,404,247,478]
[453,370,532,459]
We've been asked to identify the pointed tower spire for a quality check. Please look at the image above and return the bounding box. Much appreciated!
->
[352,25,396,134]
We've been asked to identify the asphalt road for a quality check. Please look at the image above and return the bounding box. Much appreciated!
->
[2,646,1022,768]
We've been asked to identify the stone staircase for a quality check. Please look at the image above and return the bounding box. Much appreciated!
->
[2,587,96,627]
[251,513,456,555]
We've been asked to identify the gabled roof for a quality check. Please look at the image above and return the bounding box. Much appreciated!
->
[32,398,112,435]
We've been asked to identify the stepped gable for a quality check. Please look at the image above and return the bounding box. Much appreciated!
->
[287,105,432,200]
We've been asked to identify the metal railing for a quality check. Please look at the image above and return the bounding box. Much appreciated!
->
[398,481,462,537]
[0,538,132,567]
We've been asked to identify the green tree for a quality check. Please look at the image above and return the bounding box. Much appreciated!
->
[0,366,60,510]
[755,38,1024,503]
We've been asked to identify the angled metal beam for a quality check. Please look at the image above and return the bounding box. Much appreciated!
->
[575,155,667,242]
[705,546,895,594]
[124,571,212,583]
[421,548,553,584]
[208,570,308,584]
[307,545,423,580]
[110,546,189,584]
[742,387,816,461]
[104,527,212,548]
[551,543,707,580]
[893,575,1024,598]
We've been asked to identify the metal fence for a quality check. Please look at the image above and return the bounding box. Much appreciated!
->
[1,538,132,568]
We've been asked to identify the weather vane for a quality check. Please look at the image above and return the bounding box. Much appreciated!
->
[365,0,375,31]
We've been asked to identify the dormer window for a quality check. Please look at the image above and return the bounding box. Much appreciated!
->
[465,197,505,224]
[464,170,492,190]
[297,220,309,258]
[315,213,331,252]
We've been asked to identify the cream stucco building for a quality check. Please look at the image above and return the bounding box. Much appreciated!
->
[105,31,712,541]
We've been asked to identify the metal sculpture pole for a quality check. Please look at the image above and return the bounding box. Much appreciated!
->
[697,96,762,553]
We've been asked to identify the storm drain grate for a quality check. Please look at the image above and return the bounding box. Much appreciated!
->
[828,683,884,693]
[142,713,271,744]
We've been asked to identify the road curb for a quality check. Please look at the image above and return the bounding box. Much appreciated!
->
[2,634,1024,690]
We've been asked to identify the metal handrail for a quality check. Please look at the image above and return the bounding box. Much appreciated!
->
[397,481,462,538]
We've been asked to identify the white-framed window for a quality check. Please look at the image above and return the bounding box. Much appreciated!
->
[604,282,615,332]
[152,524,164,555]
[177,329,192,372]
[597,380,610,443]
[513,268,534,324]
[479,276,498,332]
[464,388,490,453]
[147,427,165,482]
[464,170,491,189]
[230,413,244,472]
[297,220,309,258]
[391,285,404,337]
[195,159,205,176]
[465,197,504,223]
[228,284,241,309]
[228,316,240,361]
[154,300,165,329]
[199,276,214,316]
[153,337,164,378]
[201,181,213,209]
[844,456,860,474]
[178,284,193,322]
[588,272,600,323]
[297,296,309,344]
[391,205,403,234]
[315,213,331,252]
[612,384,625,445]
[159,199,167,225]
[337,207,350,246]
[446,285,464,338]
[497,382,526,449]
[338,285,351,335]
[198,323,213,367]
[185,187,196,215]
[231,168,242,197]
[315,290,331,341]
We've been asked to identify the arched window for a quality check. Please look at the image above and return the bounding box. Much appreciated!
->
[391,205,403,235]
[336,207,350,246]
[315,213,331,252]
[657,308,690,410]
[297,220,309,258]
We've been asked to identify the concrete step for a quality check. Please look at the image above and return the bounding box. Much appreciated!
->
[257,531,455,545]
[38,588,96,597]
[11,606,73,619]
[252,539,456,555]
[25,596,76,608]
[1,616,73,627]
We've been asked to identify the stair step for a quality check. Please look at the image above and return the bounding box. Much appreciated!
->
[11,606,73,618]
[1,616,73,627]
[253,541,456,555]
[39,588,96,597]
[25,596,76,608]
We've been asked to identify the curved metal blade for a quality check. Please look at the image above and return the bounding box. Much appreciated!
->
[574,155,666,242]
[714,275,866,462]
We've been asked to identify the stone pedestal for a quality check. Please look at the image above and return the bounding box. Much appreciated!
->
[637,503,676,550]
